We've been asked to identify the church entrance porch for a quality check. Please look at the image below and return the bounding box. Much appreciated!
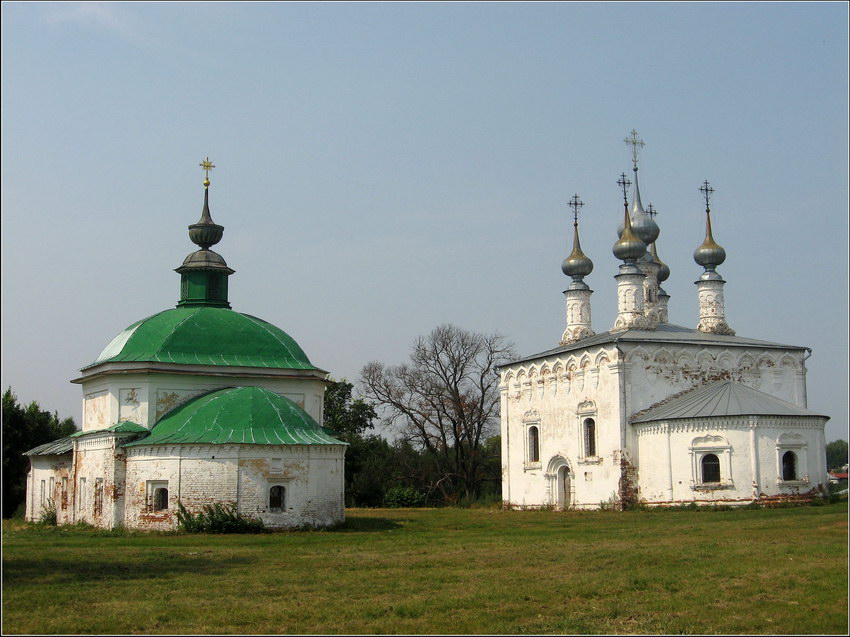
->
[557,466,571,510]
[546,456,574,510]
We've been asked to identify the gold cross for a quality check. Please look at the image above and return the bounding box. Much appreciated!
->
[199,157,215,187]
[624,129,645,168]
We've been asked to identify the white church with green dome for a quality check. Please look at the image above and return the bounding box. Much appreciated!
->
[25,163,346,530]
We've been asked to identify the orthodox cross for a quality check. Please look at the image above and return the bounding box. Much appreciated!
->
[200,157,215,187]
[624,129,645,169]
[699,180,714,211]
[568,194,584,226]
[617,173,632,205]
[647,203,657,218]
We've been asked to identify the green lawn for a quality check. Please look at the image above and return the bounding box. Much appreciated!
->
[3,503,847,635]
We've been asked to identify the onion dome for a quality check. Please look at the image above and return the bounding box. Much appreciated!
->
[83,306,316,371]
[612,203,646,263]
[123,386,343,447]
[176,159,235,309]
[617,169,660,246]
[629,170,660,245]
[562,194,593,288]
[651,241,670,283]
[619,130,660,245]
[188,188,224,249]
[562,225,594,279]
[694,181,726,271]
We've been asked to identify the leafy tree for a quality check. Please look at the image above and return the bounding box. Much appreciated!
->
[323,379,385,506]
[343,434,395,507]
[2,388,77,518]
[826,439,848,471]
[361,324,515,503]
[322,378,377,441]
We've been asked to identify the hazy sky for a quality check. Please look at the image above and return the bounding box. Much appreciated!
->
[2,2,847,442]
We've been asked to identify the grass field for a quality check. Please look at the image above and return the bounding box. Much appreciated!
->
[2,503,848,635]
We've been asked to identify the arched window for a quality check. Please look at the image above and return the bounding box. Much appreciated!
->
[269,485,285,512]
[584,418,596,457]
[782,451,797,481]
[528,426,539,463]
[153,487,168,511]
[701,454,721,483]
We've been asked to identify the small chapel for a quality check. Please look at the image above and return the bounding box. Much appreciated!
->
[498,131,830,509]
[25,161,347,530]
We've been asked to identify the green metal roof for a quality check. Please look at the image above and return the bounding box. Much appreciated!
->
[69,421,150,437]
[24,436,74,456]
[83,306,315,371]
[123,386,345,447]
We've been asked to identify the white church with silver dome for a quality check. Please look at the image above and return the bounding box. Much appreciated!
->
[499,131,830,509]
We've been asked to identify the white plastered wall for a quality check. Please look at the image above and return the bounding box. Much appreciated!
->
[78,369,327,432]
[122,443,346,530]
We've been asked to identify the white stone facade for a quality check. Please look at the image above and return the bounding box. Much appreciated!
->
[500,339,828,509]
[26,364,345,530]
[75,365,327,433]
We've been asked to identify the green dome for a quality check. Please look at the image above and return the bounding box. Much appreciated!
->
[85,306,315,371]
[124,386,344,446]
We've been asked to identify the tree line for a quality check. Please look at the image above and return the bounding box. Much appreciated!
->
[2,388,77,518]
[324,324,512,506]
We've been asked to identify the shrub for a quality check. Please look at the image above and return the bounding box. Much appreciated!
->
[384,486,426,508]
[36,499,57,526]
[176,501,265,533]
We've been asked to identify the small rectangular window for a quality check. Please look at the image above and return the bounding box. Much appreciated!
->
[146,480,169,511]
[527,426,540,463]
[271,458,282,473]
[269,485,285,512]
[583,418,596,457]
[701,454,721,483]
[79,477,87,510]
[94,479,104,516]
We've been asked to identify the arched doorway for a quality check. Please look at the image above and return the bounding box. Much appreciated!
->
[557,465,571,510]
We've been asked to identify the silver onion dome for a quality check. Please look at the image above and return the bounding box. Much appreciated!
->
[651,242,670,282]
[613,209,646,262]
[617,169,660,245]
[694,208,725,270]
[562,224,594,280]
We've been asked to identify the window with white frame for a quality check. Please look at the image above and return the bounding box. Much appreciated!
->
[576,401,600,463]
[689,435,733,488]
[782,451,797,481]
[527,425,540,464]
[701,454,721,483]
[522,409,542,469]
[776,434,808,484]
[583,418,597,458]
[94,478,104,516]
[78,477,87,510]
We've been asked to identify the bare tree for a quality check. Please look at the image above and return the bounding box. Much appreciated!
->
[361,324,516,502]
